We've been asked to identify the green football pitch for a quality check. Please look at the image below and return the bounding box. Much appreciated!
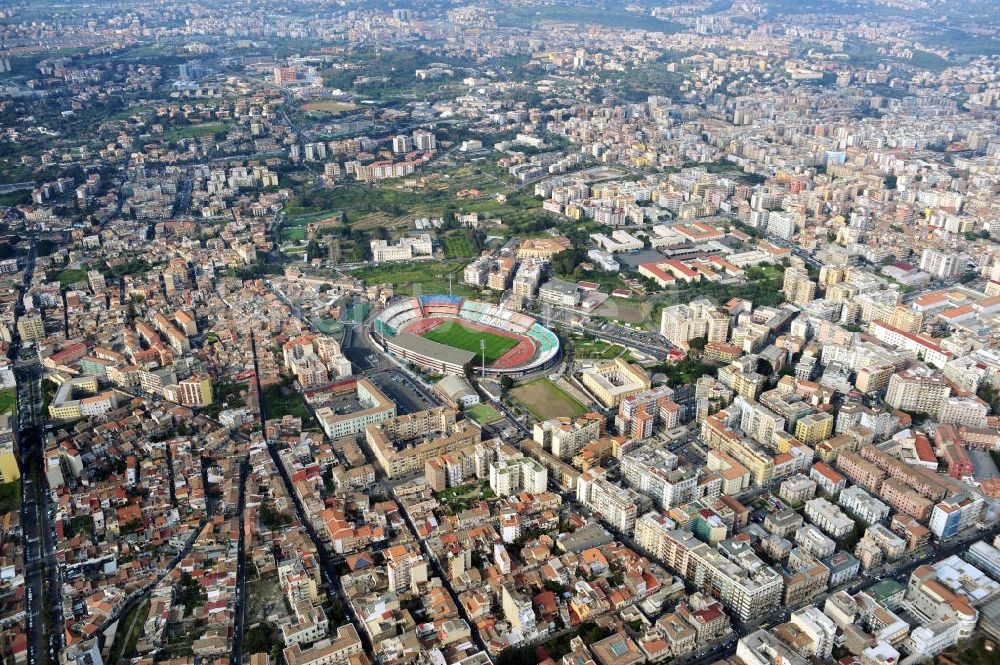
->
[420,320,519,364]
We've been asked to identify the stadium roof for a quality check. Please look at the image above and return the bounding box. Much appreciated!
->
[392,332,477,367]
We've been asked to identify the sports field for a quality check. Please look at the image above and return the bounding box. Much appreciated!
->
[420,320,519,365]
[509,378,587,421]
[466,403,503,424]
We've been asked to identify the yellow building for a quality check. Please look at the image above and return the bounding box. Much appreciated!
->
[172,375,213,407]
[795,412,835,445]
[16,313,44,343]
[702,412,774,484]
[0,444,19,483]
[886,306,924,334]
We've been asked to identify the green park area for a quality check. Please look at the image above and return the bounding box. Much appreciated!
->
[56,268,89,287]
[572,338,627,360]
[420,320,519,364]
[352,261,478,298]
[434,480,496,514]
[440,233,478,259]
[160,122,230,142]
[509,378,586,421]
[263,379,316,428]
[0,388,15,415]
[0,481,20,515]
[108,598,150,665]
[282,166,551,234]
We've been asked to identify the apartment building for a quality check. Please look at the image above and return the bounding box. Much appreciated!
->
[810,462,846,497]
[885,368,951,416]
[782,547,830,606]
[687,539,784,624]
[840,486,890,525]
[634,511,679,561]
[660,299,730,349]
[366,407,481,478]
[782,266,817,307]
[702,412,775,485]
[795,412,834,445]
[929,492,985,540]
[804,497,854,538]
[737,397,785,447]
[836,451,885,494]
[489,457,548,497]
[533,414,602,460]
[578,473,644,534]
[794,525,836,559]
[879,478,934,521]
[919,248,962,279]
[621,445,698,507]
[790,607,837,660]
[282,624,363,665]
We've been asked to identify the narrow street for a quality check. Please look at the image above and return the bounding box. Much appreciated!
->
[249,331,374,655]
[231,459,250,665]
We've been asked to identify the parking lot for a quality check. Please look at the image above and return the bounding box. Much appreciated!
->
[366,369,437,415]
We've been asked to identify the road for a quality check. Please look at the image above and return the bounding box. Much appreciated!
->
[231,458,250,665]
[10,237,61,665]
[0,181,35,195]
[249,331,374,655]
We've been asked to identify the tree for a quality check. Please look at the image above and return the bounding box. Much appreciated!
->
[883,175,898,190]
[500,376,514,393]
[463,360,475,381]
[687,337,707,353]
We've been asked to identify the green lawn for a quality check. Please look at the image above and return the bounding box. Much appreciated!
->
[421,320,519,364]
[57,268,89,287]
[509,378,586,421]
[466,403,502,424]
[0,388,15,415]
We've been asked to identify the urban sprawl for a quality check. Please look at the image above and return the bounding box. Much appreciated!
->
[0,3,1000,665]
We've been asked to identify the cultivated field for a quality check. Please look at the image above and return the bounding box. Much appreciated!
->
[421,320,518,364]
[509,378,586,421]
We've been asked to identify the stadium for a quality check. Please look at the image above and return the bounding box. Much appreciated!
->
[372,295,561,377]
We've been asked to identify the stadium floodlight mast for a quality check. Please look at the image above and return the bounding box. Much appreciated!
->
[480,339,486,379]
